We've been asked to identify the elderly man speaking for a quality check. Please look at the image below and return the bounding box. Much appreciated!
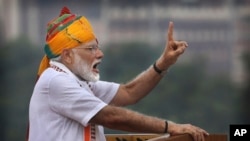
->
[28,7,208,141]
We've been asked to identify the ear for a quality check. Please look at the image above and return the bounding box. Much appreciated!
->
[61,49,74,64]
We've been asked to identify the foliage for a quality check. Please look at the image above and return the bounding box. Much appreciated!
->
[0,37,43,141]
[240,51,250,123]
[100,42,161,82]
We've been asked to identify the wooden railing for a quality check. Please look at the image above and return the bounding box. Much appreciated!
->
[105,133,227,141]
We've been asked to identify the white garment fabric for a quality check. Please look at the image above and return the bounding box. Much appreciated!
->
[29,61,119,141]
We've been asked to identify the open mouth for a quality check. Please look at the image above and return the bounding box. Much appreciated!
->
[92,62,101,73]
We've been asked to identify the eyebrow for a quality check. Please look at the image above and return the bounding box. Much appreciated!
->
[86,44,99,47]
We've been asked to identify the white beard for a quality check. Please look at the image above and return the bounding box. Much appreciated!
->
[72,53,100,82]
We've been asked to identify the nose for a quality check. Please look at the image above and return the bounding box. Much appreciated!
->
[96,48,104,59]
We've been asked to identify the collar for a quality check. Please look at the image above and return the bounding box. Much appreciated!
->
[49,60,94,92]
[49,60,84,83]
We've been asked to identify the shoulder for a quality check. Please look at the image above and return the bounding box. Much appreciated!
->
[38,68,79,89]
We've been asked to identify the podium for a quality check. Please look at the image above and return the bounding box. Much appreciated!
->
[105,134,227,141]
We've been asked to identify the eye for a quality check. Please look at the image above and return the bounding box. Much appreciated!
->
[84,45,100,55]
[87,46,97,54]
[88,47,95,51]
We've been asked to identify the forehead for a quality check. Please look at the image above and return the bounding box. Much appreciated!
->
[78,39,97,47]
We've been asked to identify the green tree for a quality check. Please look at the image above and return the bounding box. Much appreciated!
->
[0,20,6,141]
[241,51,250,123]
[0,37,42,141]
[100,42,161,82]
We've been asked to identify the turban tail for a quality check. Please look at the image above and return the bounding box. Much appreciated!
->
[37,7,96,78]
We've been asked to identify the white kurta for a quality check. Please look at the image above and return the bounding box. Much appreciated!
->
[29,61,119,141]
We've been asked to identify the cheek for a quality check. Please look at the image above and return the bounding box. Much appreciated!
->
[73,51,95,65]
[75,54,91,67]
[71,53,82,65]
[79,54,95,65]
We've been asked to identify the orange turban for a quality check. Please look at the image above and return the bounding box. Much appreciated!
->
[37,7,96,79]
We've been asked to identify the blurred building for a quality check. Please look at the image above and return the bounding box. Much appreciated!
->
[0,0,249,83]
[234,0,250,83]
[0,0,21,41]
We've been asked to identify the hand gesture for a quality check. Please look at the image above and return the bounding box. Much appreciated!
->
[157,22,188,70]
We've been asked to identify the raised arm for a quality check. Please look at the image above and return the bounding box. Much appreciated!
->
[90,22,209,141]
[110,22,188,106]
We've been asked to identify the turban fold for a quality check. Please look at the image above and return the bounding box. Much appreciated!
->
[37,7,96,79]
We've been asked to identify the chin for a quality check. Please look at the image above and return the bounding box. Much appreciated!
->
[85,74,100,82]
[92,75,100,82]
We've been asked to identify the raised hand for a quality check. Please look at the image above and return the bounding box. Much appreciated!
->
[156,21,188,70]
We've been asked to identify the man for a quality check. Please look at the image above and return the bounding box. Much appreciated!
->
[28,7,209,141]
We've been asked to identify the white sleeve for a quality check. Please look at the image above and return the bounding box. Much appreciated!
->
[48,74,107,127]
[90,81,120,104]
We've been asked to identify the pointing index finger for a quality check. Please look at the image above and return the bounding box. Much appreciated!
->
[168,21,174,41]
